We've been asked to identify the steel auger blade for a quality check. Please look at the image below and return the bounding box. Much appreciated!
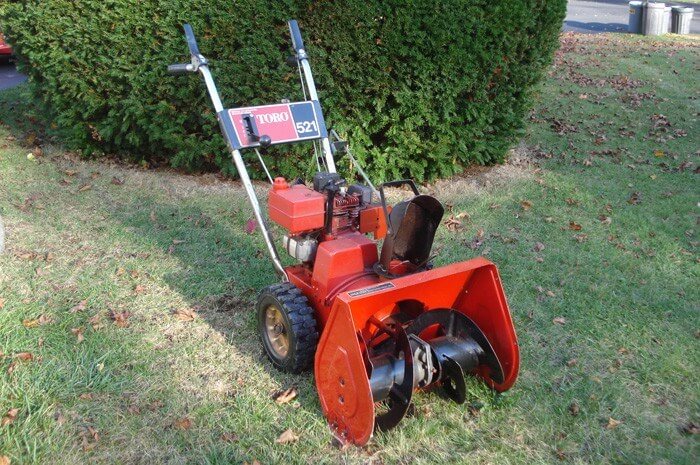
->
[406,309,505,388]
[314,258,519,446]
[367,316,415,432]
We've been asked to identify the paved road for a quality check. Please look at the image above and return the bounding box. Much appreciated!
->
[565,0,699,34]
[0,62,26,90]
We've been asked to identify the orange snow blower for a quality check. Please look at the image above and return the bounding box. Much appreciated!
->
[169,20,519,445]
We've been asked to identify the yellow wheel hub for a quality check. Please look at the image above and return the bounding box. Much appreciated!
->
[265,305,289,358]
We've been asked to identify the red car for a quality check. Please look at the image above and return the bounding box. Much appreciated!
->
[0,32,13,59]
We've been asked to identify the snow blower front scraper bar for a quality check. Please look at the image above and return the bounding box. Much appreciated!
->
[168,20,519,446]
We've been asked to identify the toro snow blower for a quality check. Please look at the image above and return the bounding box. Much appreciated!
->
[169,20,519,445]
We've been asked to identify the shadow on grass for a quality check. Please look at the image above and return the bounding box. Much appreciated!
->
[107,190,326,404]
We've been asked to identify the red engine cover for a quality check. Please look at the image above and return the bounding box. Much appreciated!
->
[268,178,325,234]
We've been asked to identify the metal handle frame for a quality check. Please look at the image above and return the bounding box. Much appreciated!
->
[288,20,336,173]
[171,23,288,279]
[169,20,344,280]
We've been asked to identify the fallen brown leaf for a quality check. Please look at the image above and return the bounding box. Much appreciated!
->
[71,327,85,343]
[443,215,462,231]
[109,311,131,328]
[77,184,92,192]
[70,300,87,313]
[0,298,4,309]
[605,417,622,429]
[80,425,100,451]
[110,176,124,185]
[79,393,94,400]
[54,410,66,425]
[553,317,566,325]
[520,200,533,211]
[566,358,578,367]
[1,408,19,427]
[0,455,10,465]
[220,432,239,443]
[14,352,33,362]
[275,428,299,444]
[628,191,641,205]
[133,284,146,294]
[680,421,699,435]
[568,402,580,416]
[272,387,298,405]
[173,417,192,430]
[6,362,17,375]
[22,318,40,329]
[533,242,545,252]
[598,215,612,225]
[89,314,103,330]
[569,221,582,231]
[172,307,197,322]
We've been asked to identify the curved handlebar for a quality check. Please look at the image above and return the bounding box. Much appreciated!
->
[167,63,192,75]
[288,20,305,52]
[183,23,201,56]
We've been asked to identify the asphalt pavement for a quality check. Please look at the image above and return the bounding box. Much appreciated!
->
[565,0,699,34]
[0,61,26,90]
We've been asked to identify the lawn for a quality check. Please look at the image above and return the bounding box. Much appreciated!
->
[0,32,698,464]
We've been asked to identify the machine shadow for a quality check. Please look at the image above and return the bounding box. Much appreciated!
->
[109,190,325,409]
[564,21,629,33]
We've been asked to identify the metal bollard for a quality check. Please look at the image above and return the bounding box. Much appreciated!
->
[629,1,645,33]
[671,6,694,34]
[644,2,667,35]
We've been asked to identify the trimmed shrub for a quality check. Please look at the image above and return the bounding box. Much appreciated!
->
[0,0,566,181]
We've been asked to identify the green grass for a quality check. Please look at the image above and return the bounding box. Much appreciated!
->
[0,33,698,464]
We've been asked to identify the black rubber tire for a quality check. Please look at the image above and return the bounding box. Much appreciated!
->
[257,283,318,373]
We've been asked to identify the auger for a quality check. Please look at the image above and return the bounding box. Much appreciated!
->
[168,20,519,445]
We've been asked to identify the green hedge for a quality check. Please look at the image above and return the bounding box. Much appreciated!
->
[0,0,566,181]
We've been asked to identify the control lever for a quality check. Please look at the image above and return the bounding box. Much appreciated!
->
[242,114,271,149]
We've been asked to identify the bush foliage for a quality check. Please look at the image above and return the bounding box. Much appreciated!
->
[1,0,566,181]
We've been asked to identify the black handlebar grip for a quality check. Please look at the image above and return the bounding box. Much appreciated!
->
[288,20,305,52]
[380,179,420,196]
[183,23,201,56]
[167,64,191,75]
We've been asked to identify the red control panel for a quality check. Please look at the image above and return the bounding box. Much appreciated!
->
[228,101,322,149]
